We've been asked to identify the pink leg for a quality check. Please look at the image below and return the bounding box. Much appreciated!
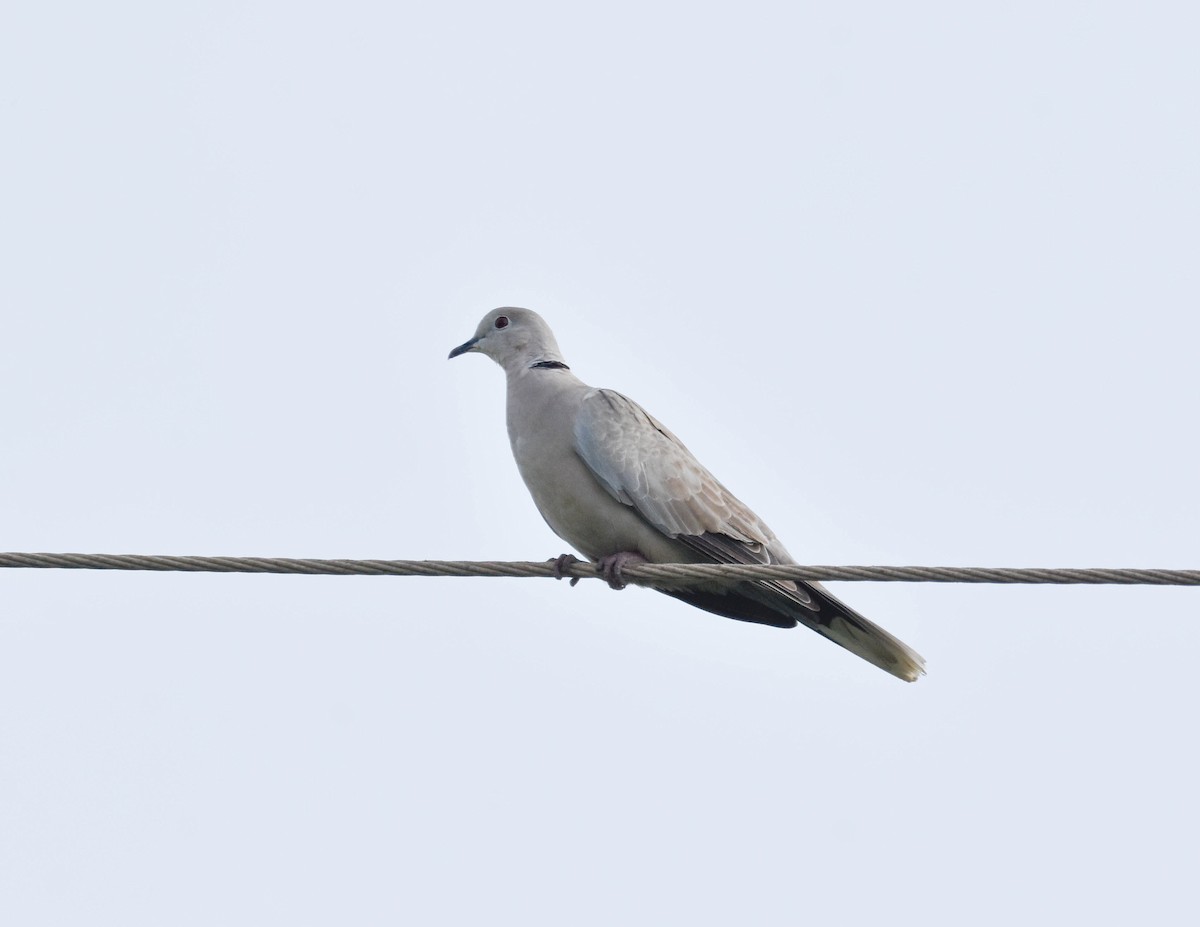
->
[549,553,583,586]
[597,551,648,590]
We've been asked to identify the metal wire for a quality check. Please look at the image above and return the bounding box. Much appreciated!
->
[1,552,1198,585]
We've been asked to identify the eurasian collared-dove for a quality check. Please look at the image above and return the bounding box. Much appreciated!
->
[449,308,925,682]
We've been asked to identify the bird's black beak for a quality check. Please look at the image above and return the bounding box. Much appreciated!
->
[448,337,480,359]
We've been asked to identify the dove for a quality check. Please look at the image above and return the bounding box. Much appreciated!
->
[449,307,925,681]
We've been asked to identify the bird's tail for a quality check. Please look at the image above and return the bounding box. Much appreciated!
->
[800,581,926,682]
[662,580,926,682]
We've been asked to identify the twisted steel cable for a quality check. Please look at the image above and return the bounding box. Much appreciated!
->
[1,552,1198,585]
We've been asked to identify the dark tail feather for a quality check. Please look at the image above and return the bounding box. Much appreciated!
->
[799,581,925,682]
[661,588,797,629]
[660,582,926,682]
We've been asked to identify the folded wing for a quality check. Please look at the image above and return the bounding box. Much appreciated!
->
[572,388,926,682]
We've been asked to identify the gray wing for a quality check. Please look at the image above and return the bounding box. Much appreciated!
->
[573,388,787,569]
[573,388,924,681]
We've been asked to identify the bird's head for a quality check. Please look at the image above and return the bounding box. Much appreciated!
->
[448,307,568,373]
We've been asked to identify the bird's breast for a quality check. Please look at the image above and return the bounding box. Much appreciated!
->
[509,428,685,563]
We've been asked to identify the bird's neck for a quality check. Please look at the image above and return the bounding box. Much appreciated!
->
[497,346,570,378]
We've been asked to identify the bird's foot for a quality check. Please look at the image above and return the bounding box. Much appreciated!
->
[549,553,583,587]
[597,551,648,591]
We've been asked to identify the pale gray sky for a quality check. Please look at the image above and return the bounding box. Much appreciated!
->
[2,2,1198,925]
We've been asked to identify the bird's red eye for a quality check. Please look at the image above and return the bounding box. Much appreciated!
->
[494,316,510,329]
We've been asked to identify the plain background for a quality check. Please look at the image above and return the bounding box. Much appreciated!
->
[2,2,1197,924]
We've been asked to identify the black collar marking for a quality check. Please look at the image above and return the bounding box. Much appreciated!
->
[529,360,570,370]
